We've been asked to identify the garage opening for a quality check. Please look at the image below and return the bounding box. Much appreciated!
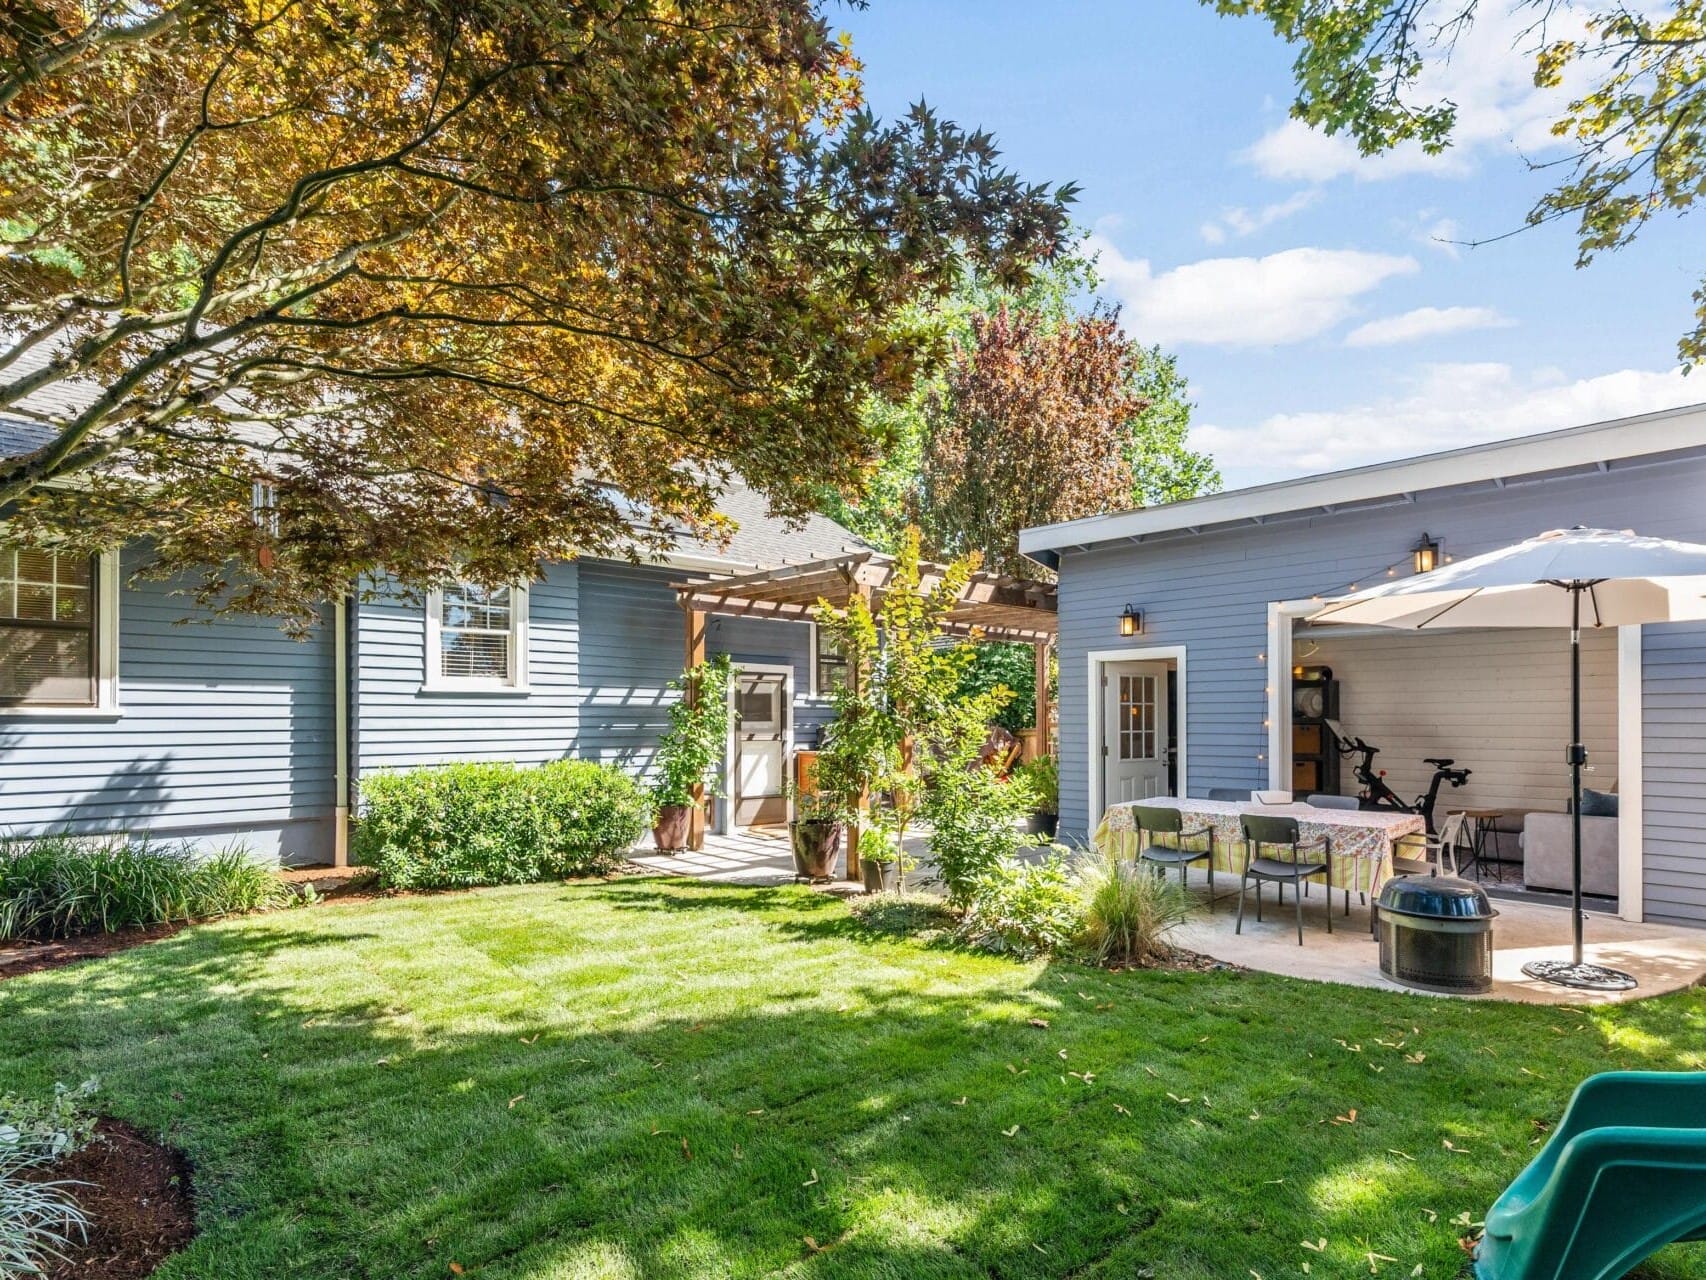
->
[1287,621,1620,909]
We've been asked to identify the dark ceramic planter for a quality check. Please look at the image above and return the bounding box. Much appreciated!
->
[652,804,691,851]
[790,819,841,880]
[861,858,898,894]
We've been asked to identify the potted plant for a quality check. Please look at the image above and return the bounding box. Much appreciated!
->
[787,786,844,880]
[651,655,733,851]
[1012,755,1059,841]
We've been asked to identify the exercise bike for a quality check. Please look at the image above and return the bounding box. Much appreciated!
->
[1325,721,1471,833]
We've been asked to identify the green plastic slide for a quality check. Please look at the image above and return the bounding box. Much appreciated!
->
[1475,1071,1706,1280]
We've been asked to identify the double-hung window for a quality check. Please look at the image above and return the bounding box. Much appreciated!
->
[425,581,529,691]
[0,547,116,710]
[813,624,850,697]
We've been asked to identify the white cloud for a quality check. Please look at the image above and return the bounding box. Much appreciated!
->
[1344,305,1513,347]
[1192,363,1702,487]
[1200,190,1321,244]
[1241,4,1591,184]
[1090,235,1417,347]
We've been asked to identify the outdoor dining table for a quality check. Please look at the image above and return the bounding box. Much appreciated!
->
[1094,797,1427,898]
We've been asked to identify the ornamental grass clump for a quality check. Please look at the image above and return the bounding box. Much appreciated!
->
[0,1150,89,1280]
[0,835,290,942]
[1075,845,1191,967]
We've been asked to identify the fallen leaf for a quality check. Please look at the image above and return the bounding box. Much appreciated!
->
[1002,1125,1020,1138]
[1143,1066,1159,1078]
[507,1094,525,1109]
[953,1097,968,1106]
[448,1265,463,1276]
[1028,1018,1050,1029]
[802,1169,819,1186]
[1115,1203,1128,1215]
[1335,1040,1362,1053]
[1301,1238,1327,1252]
[1421,1209,1438,1223]
[519,1034,539,1045]
[1387,1149,1414,1162]
[1405,1052,1427,1064]
[1057,1049,1069,1060]
[746,1109,765,1116]
[680,1137,692,1161]
[803,1236,822,1254]
[1113,1103,1130,1116]
[1442,1138,1469,1154]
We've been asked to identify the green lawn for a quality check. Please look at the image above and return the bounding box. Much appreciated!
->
[3,879,1704,1279]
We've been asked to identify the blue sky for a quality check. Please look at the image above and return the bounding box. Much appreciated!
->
[838,1,1703,489]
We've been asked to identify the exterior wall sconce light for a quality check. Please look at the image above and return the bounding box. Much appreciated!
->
[1412,533,1441,575]
[1118,604,1144,637]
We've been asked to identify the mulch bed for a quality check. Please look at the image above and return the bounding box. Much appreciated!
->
[20,1118,196,1280]
[0,924,189,980]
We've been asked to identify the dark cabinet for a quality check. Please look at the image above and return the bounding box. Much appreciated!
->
[1291,668,1340,797]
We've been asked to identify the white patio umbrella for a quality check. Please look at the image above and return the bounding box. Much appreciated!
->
[1309,527,1706,991]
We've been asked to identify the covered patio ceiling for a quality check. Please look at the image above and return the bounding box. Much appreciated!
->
[672,550,1057,643]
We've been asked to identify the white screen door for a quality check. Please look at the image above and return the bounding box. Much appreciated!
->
[1104,661,1170,804]
[734,669,790,827]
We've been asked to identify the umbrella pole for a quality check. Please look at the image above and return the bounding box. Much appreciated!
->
[1522,582,1636,992]
[1570,587,1584,967]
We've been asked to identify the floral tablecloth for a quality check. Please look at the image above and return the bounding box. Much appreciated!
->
[1095,798,1426,896]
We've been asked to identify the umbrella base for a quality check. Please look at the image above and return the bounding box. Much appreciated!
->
[1522,959,1638,992]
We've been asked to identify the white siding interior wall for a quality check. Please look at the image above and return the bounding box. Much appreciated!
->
[1301,625,1618,815]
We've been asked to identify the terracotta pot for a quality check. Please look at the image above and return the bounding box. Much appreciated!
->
[652,804,691,851]
[861,858,897,894]
[790,818,841,880]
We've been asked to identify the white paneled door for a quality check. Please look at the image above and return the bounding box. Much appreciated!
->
[1103,661,1170,804]
[734,668,791,827]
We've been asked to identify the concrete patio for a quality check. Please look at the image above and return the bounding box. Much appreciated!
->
[632,830,1706,1006]
[1170,870,1706,1006]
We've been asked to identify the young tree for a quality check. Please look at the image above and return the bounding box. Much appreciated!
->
[1208,0,1706,364]
[811,528,983,882]
[0,1,1073,621]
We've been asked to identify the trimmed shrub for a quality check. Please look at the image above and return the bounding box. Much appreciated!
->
[1075,845,1190,967]
[956,852,1080,957]
[353,759,647,889]
[0,836,290,942]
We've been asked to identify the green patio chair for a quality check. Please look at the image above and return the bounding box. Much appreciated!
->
[1475,1070,1706,1280]
[1235,813,1330,945]
[1131,804,1215,905]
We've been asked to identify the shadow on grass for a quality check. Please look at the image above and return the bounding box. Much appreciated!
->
[0,879,1702,1280]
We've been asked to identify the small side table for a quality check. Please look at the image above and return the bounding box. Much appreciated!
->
[1459,808,1509,883]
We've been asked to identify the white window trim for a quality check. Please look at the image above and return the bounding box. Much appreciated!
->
[1,548,122,719]
[423,581,531,694]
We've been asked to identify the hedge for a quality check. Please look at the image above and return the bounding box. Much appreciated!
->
[353,760,648,889]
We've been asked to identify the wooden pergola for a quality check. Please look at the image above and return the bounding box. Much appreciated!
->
[673,551,1058,865]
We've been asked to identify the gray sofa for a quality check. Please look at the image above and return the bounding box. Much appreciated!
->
[1522,812,1619,897]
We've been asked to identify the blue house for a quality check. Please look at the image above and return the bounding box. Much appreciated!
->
[1,415,870,864]
[1020,402,1706,929]
[4,419,1058,866]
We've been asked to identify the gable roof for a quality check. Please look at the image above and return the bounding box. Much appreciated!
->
[1018,399,1706,567]
[667,483,866,570]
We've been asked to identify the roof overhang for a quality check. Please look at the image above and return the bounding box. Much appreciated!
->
[673,551,1057,643]
[1018,400,1706,567]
